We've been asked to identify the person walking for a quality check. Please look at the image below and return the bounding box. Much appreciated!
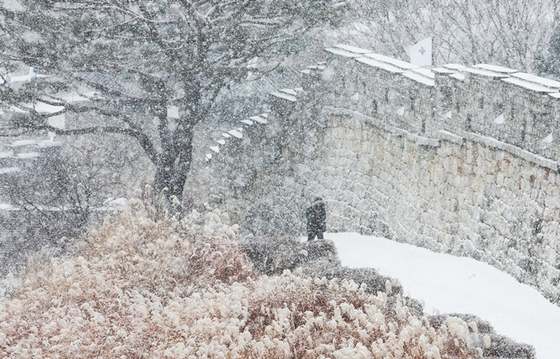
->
[306,197,326,241]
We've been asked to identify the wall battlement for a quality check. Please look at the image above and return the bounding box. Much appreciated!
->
[201,44,560,306]
[318,44,560,166]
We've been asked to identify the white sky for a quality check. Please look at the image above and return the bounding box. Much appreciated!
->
[327,232,560,359]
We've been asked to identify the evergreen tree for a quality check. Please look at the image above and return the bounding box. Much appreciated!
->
[0,0,345,209]
[536,20,560,80]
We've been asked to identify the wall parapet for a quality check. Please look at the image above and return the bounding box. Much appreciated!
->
[319,44,560,162]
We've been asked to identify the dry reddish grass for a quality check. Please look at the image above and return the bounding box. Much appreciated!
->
[0,201,479,358]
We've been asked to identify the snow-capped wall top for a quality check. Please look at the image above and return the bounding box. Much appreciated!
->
[332,44,372,54]
[463,67,512,78]
[16,152,40,159]
[449,73,466,81]
[227,129,243,139]
[502,77,558,94]
[510,73,560,91]
[443,64,467,71]
[250,114,268,124]
[363,53,418,71]
[269,91,297,102]
[356,57,405,74]
[403,68,435,87]
[9,139,37,148]
[431,67,459,75]
[313,43,560,161]
[0,167,20,175]
[324,47,364,58]
[37,140,63,149]
[472,63,518,74]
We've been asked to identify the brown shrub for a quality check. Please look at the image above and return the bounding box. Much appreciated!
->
[0,203,477,358]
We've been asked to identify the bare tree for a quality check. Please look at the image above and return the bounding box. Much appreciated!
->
[0,134,147,243]
[0,0,345,211]
[345,0,555,71]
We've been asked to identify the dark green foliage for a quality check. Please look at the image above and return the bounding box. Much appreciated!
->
[537,22,560,80]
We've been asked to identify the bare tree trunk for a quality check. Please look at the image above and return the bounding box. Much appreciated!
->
[152,126,194,213]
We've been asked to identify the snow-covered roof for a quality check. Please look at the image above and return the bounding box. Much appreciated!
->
[74,72,151,99]
[509,73,560,91]
[443,64,467,71]
[8,70,49,85]
[279,88,298,96]
[16,152,40,159]
[463,67,511,78]
[0,167,20,174]
[332,44,372,55]
[306,65,327,71]
[0,151,13,159]
[403,68,435,87]
[431,67,457,75]
[250,115,268,124]
[0,203,17,210]
[270,91,297,102]
[449,73,466,81]
[243,66,302,94]
[4,102,64,125]
[10,139,37,147]
[473,64,518,75]
[324,47,364,58]
[240,119,254,126]
[217,139,226,145]
[355,54,434,85]
[222,133,232,138]
[403,74,434,86]
[549,92,560,99]
[502,77,558,94]
[37,140,63,148]
[209,146,220,153]
[355,57,405,74]
[363,53,418,71]
[227,129,243,139]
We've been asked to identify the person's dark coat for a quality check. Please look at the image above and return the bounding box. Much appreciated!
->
[306,198,326,240]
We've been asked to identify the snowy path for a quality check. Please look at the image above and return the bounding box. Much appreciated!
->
[329,232,560,359]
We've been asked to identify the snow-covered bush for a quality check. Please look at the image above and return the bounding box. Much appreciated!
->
[0,202,479,358]
[240,235,404,297]
[429,314,536,359]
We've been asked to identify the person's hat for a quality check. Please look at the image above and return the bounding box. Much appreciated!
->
[313,197,324,207]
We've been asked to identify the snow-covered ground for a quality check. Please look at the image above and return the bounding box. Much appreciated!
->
[329,232,560,359]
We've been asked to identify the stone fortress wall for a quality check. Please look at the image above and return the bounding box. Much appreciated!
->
[203,44,560,305]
